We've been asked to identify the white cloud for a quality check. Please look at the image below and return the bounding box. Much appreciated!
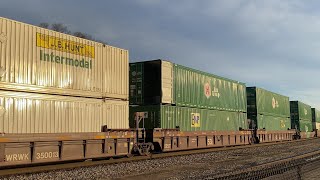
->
[130,0,320,108]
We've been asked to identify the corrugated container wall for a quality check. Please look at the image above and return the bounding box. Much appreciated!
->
[174,64,246,112]
[256,114,291,131]
[0,17,128,99]
[129,60,246,112]
[0,90,128,133]
[290,101,312,132]
[129,105,248,131]
[247,87,290,117]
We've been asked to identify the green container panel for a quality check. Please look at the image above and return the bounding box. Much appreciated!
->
[174,64,246,112]
[299,119,313,132]
[129,60,247,112]
[175,107,247,131]
[256,114,291,131]
[129,105,248,131]
[312,108,320,123]
[290,101,312,121]
[238,84,247,113]
[247,87,290,117]
[129,105,161,129]
[298,101,312,120]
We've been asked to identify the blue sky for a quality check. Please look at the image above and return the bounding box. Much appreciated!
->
[1,0,320,108]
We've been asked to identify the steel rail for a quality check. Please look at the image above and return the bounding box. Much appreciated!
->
[202,140,320,179]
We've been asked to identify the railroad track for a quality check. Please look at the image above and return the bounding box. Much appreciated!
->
[203,148,320,180]
[0,138,319,179]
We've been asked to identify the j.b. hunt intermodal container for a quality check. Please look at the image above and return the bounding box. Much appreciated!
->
[129,105,248,131]
[0,17,128,99]
[247,87,291,130]
[290,101,313,132]
[129,59,246,112]
[0,90,128,134]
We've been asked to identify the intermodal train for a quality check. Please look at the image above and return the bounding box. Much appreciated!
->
[0,17,318,167]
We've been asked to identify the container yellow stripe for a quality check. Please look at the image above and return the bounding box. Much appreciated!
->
[36,33,95,58]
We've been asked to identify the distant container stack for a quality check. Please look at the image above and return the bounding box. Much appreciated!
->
[290,101,313,132]
[311,108,320,131]
[247,87,291,131]
[129,59,248,131]
[0,17,129,133]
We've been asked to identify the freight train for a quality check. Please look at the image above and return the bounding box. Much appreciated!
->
[0,17,318,167]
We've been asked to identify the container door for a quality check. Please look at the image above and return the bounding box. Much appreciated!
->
[129,63,144,105]
[161,61,173,104]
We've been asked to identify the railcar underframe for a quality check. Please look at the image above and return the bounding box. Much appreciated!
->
[0,129,306,167]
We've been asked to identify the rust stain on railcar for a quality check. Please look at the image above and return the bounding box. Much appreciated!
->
[94,135,106,139]
[0,138,9,142]
[58,136,72,141]
[108,135,135,139]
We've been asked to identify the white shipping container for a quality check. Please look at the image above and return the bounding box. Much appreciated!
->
[0,17,128,99]
[0,90,128,133]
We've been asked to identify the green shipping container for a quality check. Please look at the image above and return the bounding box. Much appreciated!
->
[247,87,290,117]
[129,60,246,112]
[256,114,291,131]
[299,120,313,132]
[247,87,290,130]
[290,101,313,132]
[129,105,248,131]
[129,60,174,105]
[174,64,246,112]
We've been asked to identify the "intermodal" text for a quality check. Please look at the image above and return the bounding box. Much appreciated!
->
[40,50,92,69]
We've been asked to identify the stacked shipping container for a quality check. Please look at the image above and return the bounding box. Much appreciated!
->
[0,17,129,133]
[129,105,247,131]
[290,101,313,132]
[247,87,291,131]
[129,60,248,131]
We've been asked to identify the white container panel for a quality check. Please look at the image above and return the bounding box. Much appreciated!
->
[0,90,129,134]
[161,61,173,104]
